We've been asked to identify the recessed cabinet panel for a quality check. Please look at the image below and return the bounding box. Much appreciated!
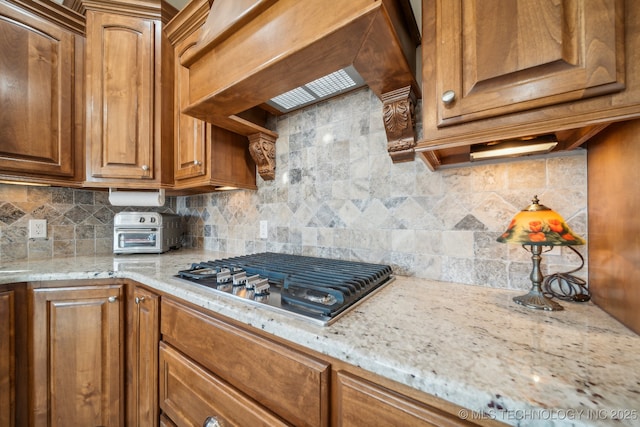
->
[436,0,624,126]
[30,285,123,427]
[0,3,75,177]
[87,11,154,179]
[174,30,207,181]
[161,298,329,427]
[334,371,469,427]
[159,343,289,427]
[128,287,159,427]
[0,291,14,427]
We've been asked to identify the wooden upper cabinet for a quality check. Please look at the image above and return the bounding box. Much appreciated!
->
[165,0,258,191]
[0,1,84,185]
[174,29,207,182]
[84,0,176,188]
[86,11,155,180]
[436,0,624,126]
[417,0,640,170]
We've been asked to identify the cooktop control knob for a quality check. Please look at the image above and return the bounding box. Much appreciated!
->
[253,278,270,295]
[216,269,232,283]
[245,274,261,290]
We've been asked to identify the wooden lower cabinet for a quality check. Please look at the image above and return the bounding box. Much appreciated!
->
[127,286,160,427]
[160,342,289,426]
[0,290,15,427]
[333,371,482,427]
[160,298,330,427]
[29,284,124,427]
[160,413,178,427]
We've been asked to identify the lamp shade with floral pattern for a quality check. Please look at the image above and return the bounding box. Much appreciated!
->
[497,196,585,246]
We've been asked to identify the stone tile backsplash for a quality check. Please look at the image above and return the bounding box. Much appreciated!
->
[0,87,587,290]
[0,185,176,261]
[176,88,588,290]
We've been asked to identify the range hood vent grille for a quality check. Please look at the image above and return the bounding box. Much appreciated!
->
[266,66,365,113]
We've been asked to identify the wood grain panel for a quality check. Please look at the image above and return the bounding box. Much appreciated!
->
[333,371,478,427]
[174,30,206,181]
[159,342,289,427]
[87,10,154,179]
[127,287,159,427]
[437,0,623,125]
[30,285,123,427]
[161,298,330,427]
[0,291,15,427]
[587,119,640,334]
[0,2,75,177]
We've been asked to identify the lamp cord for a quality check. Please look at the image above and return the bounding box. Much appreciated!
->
[542,246,590,302]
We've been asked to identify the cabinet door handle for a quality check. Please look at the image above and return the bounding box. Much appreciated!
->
[203,416,223,427]
[442,90,456,105]
[194,160,201,166]
[141,164,150,171]
[108,296,117,303]
[135,296,145,304]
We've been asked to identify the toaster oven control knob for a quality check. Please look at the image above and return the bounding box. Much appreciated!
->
[139,217,145,223]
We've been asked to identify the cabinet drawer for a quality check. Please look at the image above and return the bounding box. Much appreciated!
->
[333,371,480,427]
[161,299,329,427]
[159,342,288,427]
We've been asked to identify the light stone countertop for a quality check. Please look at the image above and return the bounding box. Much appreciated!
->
[1,249,639,427]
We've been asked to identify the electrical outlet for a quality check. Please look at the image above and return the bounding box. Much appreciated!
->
[29,219,47,239]
[259,220,268,239]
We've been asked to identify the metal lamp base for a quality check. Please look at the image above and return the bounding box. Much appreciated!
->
[513,245,564,311]
[513,290,563,311]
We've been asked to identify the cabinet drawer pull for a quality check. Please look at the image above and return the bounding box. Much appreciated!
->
[135,296,145,304]
[442,90,456,105]
[203,416,223,427]
[194,160,201,166]
[108,296,117,303]
[141,164,150,171]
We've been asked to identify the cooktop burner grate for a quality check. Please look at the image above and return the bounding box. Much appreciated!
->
[176,252,394,326]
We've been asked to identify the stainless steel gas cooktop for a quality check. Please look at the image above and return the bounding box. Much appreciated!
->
[176,252,394,326]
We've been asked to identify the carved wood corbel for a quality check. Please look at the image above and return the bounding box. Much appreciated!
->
[248,132,276,180]
[382,86,417,163]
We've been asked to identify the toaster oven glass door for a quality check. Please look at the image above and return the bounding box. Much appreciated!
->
[116,229,159,250]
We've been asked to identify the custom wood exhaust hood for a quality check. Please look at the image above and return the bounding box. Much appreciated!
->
[181,0,421,179]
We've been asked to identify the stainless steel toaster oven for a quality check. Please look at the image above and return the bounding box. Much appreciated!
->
[113,212,182,254]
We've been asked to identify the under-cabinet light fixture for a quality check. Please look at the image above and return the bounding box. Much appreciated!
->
[266,66,366,113]
[470,135,558,162]
[0,180,51,187]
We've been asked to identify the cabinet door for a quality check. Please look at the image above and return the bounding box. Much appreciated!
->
[128,286,159,427]
[333,371,473,427]
[436,0,624,126]
[0,291,14,427]
[86,11,155,179]
[30,285,123,427]
[0,2,76,178]
[174,29,207,181]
